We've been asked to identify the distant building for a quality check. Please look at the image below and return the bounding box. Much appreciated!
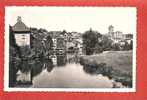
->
[106,25,134,48]
[74,38,83,55]
[65,31,83,55]
[113,31,124,43]
[48,31,67,65]
[124,34,133,40]
[12,16,31,47]
[49,31,66,50]
[108,25,124,43]
[124,34,133,44]
[57,37,66,49]
[108,25,114,33]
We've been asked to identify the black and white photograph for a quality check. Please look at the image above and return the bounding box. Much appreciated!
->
[4,7,136,92]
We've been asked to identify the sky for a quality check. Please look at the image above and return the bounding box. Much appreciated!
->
[5,7,136,34]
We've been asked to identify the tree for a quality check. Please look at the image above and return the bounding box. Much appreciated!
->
[112,43,121,51]
[82,28,102,55]
[9,25,16,47]
[100,36,113,51]
[9,25,21,87]
[123,41,130,50]
[30,28,53,58]
[130,40,133,50]
[61,29,67,35]
[44,35,53,56]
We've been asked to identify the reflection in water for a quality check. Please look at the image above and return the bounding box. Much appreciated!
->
[57,55,67,66]
[83,64,99,75]
[44,59,54,72]
[30,60,44,78]
[15,54,125,88]
[16,54,67,85]
[16,58,54,85]
[32,63,114,88]
[31,59,54,78]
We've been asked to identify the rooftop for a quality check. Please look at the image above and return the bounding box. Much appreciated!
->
[12,16,30,32]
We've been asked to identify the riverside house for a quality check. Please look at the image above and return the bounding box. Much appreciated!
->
[11,16,31,47]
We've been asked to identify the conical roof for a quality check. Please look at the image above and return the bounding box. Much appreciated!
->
[12,16,30,32]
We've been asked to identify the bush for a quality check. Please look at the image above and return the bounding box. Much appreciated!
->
[112,43,121,51]
[82,29,102,55]
[82,61,113,76]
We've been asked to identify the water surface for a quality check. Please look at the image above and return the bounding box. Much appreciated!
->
[32,63,114,88]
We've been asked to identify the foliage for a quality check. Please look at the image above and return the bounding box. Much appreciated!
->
[100,36,113,51]
[45,35,53,50]
[123,41,130,50]
[9,26,21,87]
[9,26,54,86]
[130,40,133,49]
[82,29,102,55]
[80,51,133,87]
[112,43,121,51]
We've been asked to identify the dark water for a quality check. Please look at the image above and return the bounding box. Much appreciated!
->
[16,54,125,88]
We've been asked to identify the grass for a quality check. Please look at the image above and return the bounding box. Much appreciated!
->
[80,50,133,87]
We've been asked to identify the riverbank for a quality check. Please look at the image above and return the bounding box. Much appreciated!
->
[80,50,133,87]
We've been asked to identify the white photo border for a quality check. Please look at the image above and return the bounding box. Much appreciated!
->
[4,6,137,92]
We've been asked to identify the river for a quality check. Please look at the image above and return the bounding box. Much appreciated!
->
[32,63,114,88]
[15,54,125,88]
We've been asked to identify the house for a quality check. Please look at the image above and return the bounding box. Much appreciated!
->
[48,31,67,65]
[49,31,66,50]
[108,25,124,43]
[12,16,31,47]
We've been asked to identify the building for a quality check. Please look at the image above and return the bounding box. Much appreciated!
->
[108,25,124,43]
[49,31,66,50]
[12,16,31,47]
[125,34,133,40]
[124,33,133,44]
[48,31,67,66]
[108,25,114,33]
[113,31,124,43]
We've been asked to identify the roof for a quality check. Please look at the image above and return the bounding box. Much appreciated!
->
[12,17,30,32]
[12,21,30,32]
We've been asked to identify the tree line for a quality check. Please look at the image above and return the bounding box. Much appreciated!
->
[82,29,133,55]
